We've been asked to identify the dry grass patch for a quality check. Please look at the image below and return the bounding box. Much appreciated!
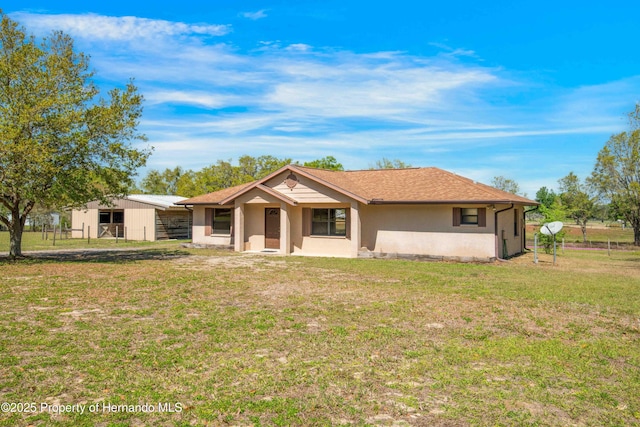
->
[0,248,639,426]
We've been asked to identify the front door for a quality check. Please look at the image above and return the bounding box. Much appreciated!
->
[264,208,280,249]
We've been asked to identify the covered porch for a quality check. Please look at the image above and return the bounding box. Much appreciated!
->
[231,189,362,258]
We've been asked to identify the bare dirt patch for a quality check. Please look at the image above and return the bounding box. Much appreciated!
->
[172,254,290,271]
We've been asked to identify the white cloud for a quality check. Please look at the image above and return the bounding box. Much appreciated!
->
[144,90,240,109]
[429,42,480,60]
[10,12,230,41]
[241,10,268,20]
[548,76,640,128]
[285,43,312,52]
[143,114,281,134]
[260,54,497,119]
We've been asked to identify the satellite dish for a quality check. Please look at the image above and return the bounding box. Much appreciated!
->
[541,221,564,236]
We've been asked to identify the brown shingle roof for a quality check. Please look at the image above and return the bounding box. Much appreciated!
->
[177,182,254,205]
[179,165,538,206]
[296,166,537,204]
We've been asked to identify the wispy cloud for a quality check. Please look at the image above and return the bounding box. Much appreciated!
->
[241,10,268,20]
[144,90,242,109]
[11,12,230,41]
[429,42,480,60]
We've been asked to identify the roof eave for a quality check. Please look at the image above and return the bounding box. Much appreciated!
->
[176,201,234,206]
[125,196,186,210]
[369,199,540,205]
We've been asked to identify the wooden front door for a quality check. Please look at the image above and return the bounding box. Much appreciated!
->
[264,208,280,249]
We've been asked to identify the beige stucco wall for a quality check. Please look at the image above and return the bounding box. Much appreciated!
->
[291,204,353,257]
[495,207,525,257]
[238,189,281,252]
[296,234,352,257]
[360,204,500,259]
[242,203,272,251]
[197,198,353,256]
[237,200,514,259]
[242,202,353,257]
[191,205,233,246]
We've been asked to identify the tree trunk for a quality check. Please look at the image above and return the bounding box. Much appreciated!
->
[581,223,587,244]
[632,214,640,246]
[9,214,24,258]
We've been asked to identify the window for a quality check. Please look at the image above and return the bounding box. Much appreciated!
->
[311,208,346,236]
[453,207,486,227]
[99,210,124,224]
[461,208,478,225]
[99,211,111,224]
[112,211,124,223]
[212,208,231,235]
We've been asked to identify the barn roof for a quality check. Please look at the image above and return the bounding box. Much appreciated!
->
[126,194,188,209]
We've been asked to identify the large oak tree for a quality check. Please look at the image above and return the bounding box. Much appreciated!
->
[558,172,595,243]
[590,104,640,246]
[0,13,150,257]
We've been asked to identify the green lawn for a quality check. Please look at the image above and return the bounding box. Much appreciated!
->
[1,246,639,426]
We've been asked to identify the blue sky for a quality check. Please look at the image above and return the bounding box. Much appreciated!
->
[4,1,640,196]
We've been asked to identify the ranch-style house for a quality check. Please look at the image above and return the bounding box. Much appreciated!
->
[178,165,538,261]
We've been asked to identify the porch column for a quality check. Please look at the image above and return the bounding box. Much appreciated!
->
[280,202,291,255]
[234,202,244,252]
[350,201,361,257]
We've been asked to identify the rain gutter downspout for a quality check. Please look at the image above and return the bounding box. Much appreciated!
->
[494,203,514,261]
[184,205,193,240]
[523,206,540,251]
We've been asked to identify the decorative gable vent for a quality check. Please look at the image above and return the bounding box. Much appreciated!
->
[285,173,299,190]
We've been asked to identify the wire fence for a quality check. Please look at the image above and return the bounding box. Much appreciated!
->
[41,223,153,246]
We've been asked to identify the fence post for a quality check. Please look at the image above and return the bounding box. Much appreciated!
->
[41,225,45,240]
[533,233,538,264]
[116,226,119,244]
[52,225,56,246]
[88,226,90,244]
[608,239,611,256]
[143,226,146,242]
[82,222,85,239]
[125,227,128,243]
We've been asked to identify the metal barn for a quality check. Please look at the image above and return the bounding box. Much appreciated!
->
[71,195,191,241]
